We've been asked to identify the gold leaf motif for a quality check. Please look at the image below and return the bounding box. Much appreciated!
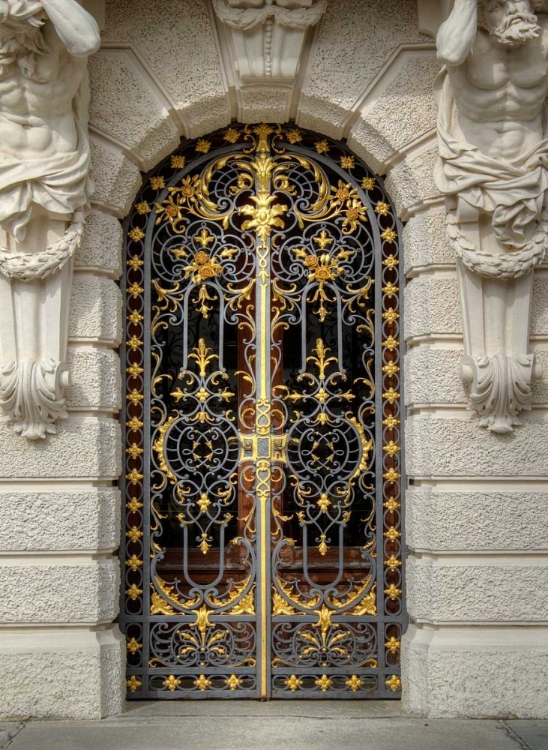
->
[318,533,328,556]
[150,591,176,615]
[199,533,210,555]
[383,415,400,429]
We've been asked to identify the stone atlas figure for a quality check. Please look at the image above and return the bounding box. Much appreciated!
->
[436,0,548,432]
[0,0,100,438]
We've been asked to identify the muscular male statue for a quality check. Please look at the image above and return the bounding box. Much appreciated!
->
[435,0,548,432]
[0,0,100,245]
[0,0,100,439]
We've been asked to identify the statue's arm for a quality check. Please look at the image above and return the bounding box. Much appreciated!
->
[40,0,100,57]
[437,0,478,67]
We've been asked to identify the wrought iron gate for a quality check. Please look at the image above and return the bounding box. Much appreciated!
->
[121,123,404,699]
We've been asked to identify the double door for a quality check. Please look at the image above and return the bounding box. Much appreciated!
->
[122,123,403,699]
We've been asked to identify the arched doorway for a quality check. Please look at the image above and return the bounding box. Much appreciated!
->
[121,123,404,700]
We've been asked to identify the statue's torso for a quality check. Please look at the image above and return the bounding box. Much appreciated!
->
[0,23,85,159]
[448,24,548,159]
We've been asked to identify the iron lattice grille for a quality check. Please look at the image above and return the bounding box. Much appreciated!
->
[121,123,404,700]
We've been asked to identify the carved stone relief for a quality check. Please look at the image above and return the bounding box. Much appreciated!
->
[435,0,548,432]
[0,0,100,438]
[212,0,326,89]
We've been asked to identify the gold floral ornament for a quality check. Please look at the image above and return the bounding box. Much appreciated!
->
[135,201,151,215]
[239,190,288,245]
[150,176,165,190]
[286,128,302,144]
[154,175,213,234]
[163,675,181,691]
[341,155,355,170]
[128,227,144,243]
[326,181,368,235]
[315,674,333,692]
[385,636,401,654]
[171,155,185,169]
[285,674,303,692]
[194,675,212,691]
[196,139,211,154]
[362,177,375,190]
[292,240,352,321]
[315,139,329,154]
[346,675,363,692]
[126,676,142,692]
[224,128,239,144]
[226,674,243,691]
[126,637,142,654]
[386,674,402,692]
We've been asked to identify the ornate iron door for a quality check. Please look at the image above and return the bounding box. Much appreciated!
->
[121,123,404,700]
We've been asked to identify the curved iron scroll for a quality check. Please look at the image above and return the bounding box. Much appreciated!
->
[121,123,404,699]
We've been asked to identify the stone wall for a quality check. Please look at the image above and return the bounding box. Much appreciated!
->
[0,0,546,719]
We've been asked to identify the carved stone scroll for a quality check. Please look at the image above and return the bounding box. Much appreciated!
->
[0,0,100,438]
[212,0,326,85]
[435,0,548,433]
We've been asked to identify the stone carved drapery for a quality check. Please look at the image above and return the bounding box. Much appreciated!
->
[435,0,548,433]
[212,0,326,84]
[0,0,100,438]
